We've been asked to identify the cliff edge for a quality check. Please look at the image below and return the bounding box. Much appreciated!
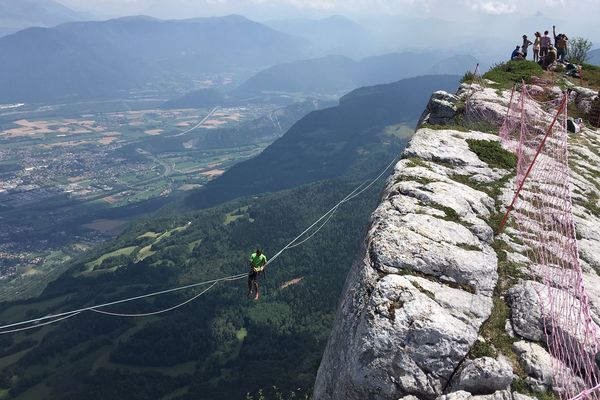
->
[313,70,600,400]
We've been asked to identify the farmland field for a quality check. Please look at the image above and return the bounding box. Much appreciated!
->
[0,99,310,300]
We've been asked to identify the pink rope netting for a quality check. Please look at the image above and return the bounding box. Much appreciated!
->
[498,82,600,400]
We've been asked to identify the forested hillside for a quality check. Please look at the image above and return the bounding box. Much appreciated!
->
[0,76,454,398]
[188,75,460,208]
[0,179,383,399]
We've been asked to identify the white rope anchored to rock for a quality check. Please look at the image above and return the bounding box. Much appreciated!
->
[0,157,397,334]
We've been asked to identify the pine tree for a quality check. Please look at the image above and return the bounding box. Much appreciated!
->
[589,92,600,128]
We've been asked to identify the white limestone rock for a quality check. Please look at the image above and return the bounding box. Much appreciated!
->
[419,90,460,126]
[453,357,514,394]
[314,80,600,400]
[507,281,545,341]
[437,390,512,400]
[512,341,553,390]
[571,86,598,115]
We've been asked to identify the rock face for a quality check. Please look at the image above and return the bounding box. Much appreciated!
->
[570,85,598,115]
[453,357,513,394]
[313,80,600,400]
[418,91,459,126]
[313,126,507,400]
[512,341,553,391]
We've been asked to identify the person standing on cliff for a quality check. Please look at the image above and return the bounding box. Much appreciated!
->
[522,35,533,59]
[540,30,551,58]
[556,33,568,63]
[533,32,542,62]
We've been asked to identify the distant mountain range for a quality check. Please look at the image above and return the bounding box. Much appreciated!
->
[234,53,483,97]
[590,49,600,66]
[186,74,461,208]
[0,0,81,36]
[0,27,153,102]
[0,15,311,103]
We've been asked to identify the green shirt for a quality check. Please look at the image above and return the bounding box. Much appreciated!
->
[250,252,267,272]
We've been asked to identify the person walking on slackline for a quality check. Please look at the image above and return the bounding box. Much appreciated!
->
[248,248,267,300]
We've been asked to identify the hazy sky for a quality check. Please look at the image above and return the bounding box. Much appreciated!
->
[58,0,600,60]
[60,0,600,21]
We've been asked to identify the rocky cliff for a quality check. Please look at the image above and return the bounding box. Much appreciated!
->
[313,78,600,400]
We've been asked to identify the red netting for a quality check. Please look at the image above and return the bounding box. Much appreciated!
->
[498,82,600,400]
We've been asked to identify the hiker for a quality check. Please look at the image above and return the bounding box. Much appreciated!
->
[540,30,551,58]
[247,248,267,300]
[511,46,524,60]
[533,32,542,62]
[539,45,558,70]
[522,35,533,59]
[556,33,568,62]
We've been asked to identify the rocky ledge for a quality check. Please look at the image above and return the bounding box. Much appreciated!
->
[313,81,600,400]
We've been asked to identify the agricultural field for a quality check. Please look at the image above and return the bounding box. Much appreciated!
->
[0,102,294,300]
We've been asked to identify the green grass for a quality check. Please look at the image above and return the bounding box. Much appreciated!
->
[85,246,137,270]
[187,239,203,252]
[581,63,600,90]
[471,296,523,375]
[132,222,192,263]
[136,245,156,262]
[426,202,464,224]
[403,157,433,170]
[411,281,436,300]
[137,231,161,239]
[457,243,481,251]
[512,380,560,400]
[583,191,600,216]
[395,175,436,186]
[467,139,517,169]
[483,60,544,87]
[461,70,476,83]
[425,124,471,132]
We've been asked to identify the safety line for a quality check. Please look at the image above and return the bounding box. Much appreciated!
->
[0,312,82,335]
[0,157,398,334]
[0,274,247,332]
[90,281,220,318]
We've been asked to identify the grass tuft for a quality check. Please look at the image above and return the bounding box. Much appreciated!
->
[467,139,517,170]
[483,61,544,87]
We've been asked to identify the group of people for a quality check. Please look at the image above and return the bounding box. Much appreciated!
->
[511,25,569,70]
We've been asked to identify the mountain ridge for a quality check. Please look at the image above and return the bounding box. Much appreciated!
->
[0,15,312,103]
[0,0,81,36]
[186,74,461,209]
[235,53,483,97]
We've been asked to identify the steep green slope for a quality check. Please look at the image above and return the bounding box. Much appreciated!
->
[0,180,382,399]
[188,75,460,208]
[0,77,457,399]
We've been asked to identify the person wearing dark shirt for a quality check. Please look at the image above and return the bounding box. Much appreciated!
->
[540,31,551,58]
[511,46,524,60]
[522,35,533,59]
[539,46,557,69]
